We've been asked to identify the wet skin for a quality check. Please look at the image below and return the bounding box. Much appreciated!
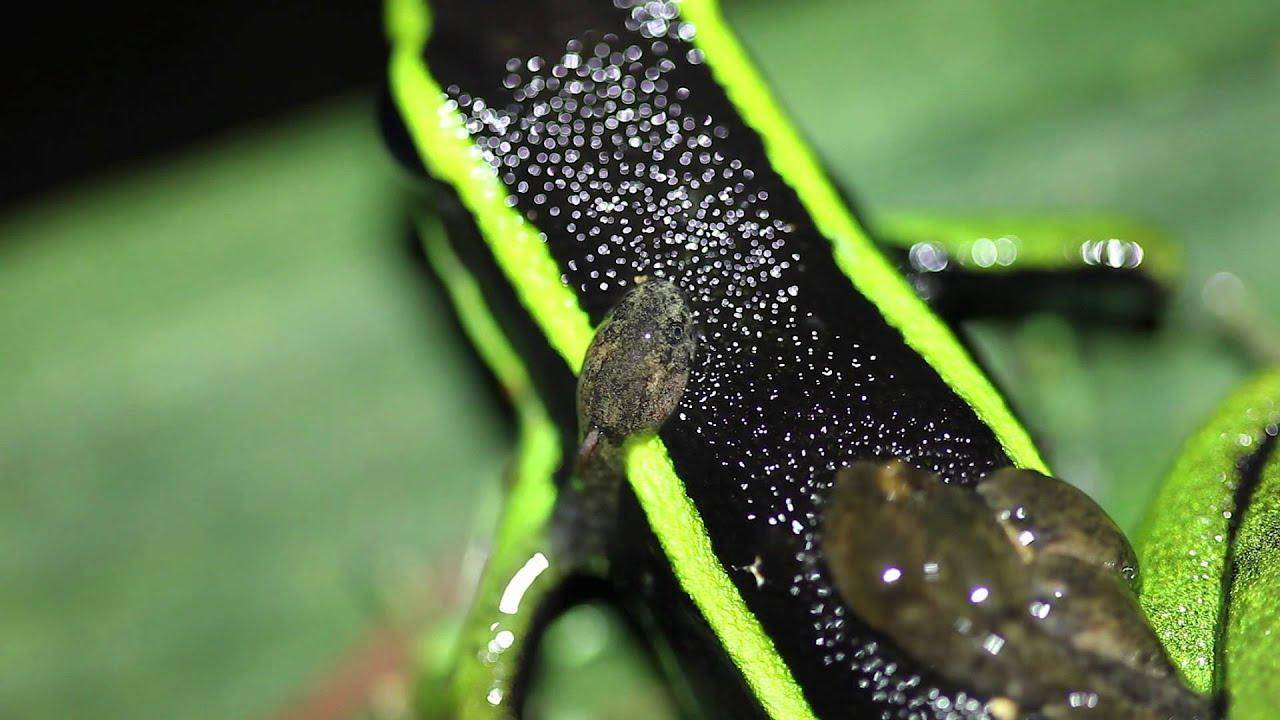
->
[822,461,1211,719]
[976,470,1141,589]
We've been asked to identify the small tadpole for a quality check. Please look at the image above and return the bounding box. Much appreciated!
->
[575,278,698,470]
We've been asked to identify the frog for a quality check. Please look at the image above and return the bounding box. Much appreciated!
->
[382,0,1280,717]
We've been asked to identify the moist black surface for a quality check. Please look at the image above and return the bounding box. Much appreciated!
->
[423,2,1011,717]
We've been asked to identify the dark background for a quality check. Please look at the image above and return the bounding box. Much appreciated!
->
[4,3,384,208]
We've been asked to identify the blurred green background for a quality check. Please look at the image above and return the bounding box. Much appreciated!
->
[3,1,1278,718]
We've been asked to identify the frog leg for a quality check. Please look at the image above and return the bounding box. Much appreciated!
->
[1136,369,1280,707]
[415,213,589,720]
[871,211,1179,328]
[418,445,566,720]
[1221,410,1280,720]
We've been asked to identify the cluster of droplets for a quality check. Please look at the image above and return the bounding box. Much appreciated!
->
[440,2,1002,717]
[450,17,795,341]
[448,0,989,503]
[846,639,990,720]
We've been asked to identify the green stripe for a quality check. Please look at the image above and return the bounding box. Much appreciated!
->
[626,437,816,719]
[678,0,1048,475]
[1137,369,1280,693]
[416,213,559,553]
[389,0,593,372]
